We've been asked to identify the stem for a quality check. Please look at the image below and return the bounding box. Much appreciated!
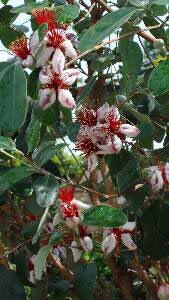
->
[48,252,74,281]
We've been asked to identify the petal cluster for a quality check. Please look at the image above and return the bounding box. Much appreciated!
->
[75,103,140,172]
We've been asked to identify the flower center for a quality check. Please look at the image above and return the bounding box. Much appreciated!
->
[9,36,30,60]
[32,8,56,26]
[46,29,65,49]
[61,203,79,218]
[77,108,97,126]
[75,137,99,157]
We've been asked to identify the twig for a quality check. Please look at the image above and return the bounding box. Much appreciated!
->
[138,35,155,67]
[48,252,74,281]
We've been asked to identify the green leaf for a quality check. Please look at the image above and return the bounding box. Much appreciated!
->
[150,0,169,4]
[90,54,114,72]
[148,60,169,96]
[0,136,16,150]
[55,4,80,23]
[128,0,148,6]
[0,265,26,300]
[32,141,65,166]
[0,165,34,193]
[74,263,97,300]
[33,101,60,125]
[0,0,10,4]
[0,25,22,48]
[34,175,59,207]
[141,202,169,259]
[0,5,17,24]
[77,75,97,106]
[26,113,41,153]
[128,184,150,213]
[137,123,154,148]
[117,156,140,192]
[34,245,52,280]
[79,7,137,52]
[49,231,62,245]
[83,205,127,227]
[119,41,143,97]
[0,64,27,132]
[67,122,80,143]
[38,23,48,41]
[32,206,49,244]
[27,68,41,100]
[123,103,151,123]
[10,2,46,13]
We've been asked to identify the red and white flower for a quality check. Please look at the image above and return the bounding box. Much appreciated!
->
[158,283,169,300]
[145,162,169,192]
[75,104,140,172]
[9,36,34,67]
[53,186,91,228]
[102,221,137,255]
[39,55,80,109]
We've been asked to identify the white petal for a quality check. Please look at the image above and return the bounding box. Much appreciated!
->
[165,162,169,183]
[39,88,56,110]
[71,199,91,210]
[61,69,80,86]
[70,240,82,262]
[117,196,126,206]
[29,270,36,284]
[97,103,110,122]
[39,67,51,85]
[121,233,137,250]
[58,246,66,259]
[120,221,136,232]
[52,247,60,259]
[87,154,98,173]
[22,55,33,67]
[96,136,122,155]
[53,213,62,226]
[112,135,122,152]
[36,46,54,67]
[30,30,40,55]
[58,89,76,109]
[119,124,140,138]
[102,233,116,255]
[61,39,77,59]
[151,169,164,192]
[110,105,120,120]
[52,48,65,74]
[80,236,93,252]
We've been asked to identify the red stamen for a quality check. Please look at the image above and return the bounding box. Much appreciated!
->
[32,8,56,26]
[46,28,65,49]
[59,186,75,203]
[112,228,133,242]
[28,259,34,271]
[9,36,30,60]
[77,108,97,126]
[61,203,79,218]
[42,69,69,91]
[105,112,122,134]
[75,137,99,157]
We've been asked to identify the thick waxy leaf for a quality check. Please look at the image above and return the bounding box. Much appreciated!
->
[74,263,97,300]
[0,166,34,193]
[0,265,26,300]
[10,2,46,13]
[32,141,65,166]
[79,7,137,52]
[148,60,169,96]
[32,207,49,244]
[0,5,16,24]
[77,75,97,106]
[34,245,52,280]
[0,136,16,150]
[0,25,22,48]
[27,68,41,100]
[119,41,143,96]
[56,4,80,23]
[49,231,62,245]
[0,0,10,4]
[0,64,27,132]
[34,175,59,207]
[26,113,41,153]
[128,184,150,213]
[117,156,140,192]
[150,0,169,4]
[33,101,60,125]
[67,122,80,143]
[128,0,148,6]
[141,202,169,259]
[83,205,127,227]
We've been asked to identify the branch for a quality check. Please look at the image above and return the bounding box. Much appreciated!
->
[48,252,74,281]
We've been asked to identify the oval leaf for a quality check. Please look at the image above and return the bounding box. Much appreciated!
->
[0,64,27,131]
[34,175,59,208]
[83,205,127,227]
[0,136,16,150]
[79,7,137,52]
[34,245,52,281]
[32,141,65,166]
[148,60,169,96]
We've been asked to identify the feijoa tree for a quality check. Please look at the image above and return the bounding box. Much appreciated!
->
[0,0,169,299]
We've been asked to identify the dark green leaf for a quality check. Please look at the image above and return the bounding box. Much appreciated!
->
[0,0,9,4]
[83,205,127,227]
[67,122,80,143]
[49,231,62,245]
[32,207,49,244]
[0,64,27,132]
[34,174,59,207]
[0,165,34,193]
[79,7,137,52]
[74,263,97,300]
[141,202,169,259]
[34,245,52,280]
[38,23,48,41]
[0,5,16,24]
[137,123,154,149]
[33,101,60,125]
[148,60,169,96]
[32,141,65,166]
[128,184,150,213]
[55,4,80,23]
[26,113,41,153]
[27,68,41,100]
[0,136,16,150]
[10,2,46,13]
[0,25,22,48]
[0,265,26,300]
[119,41,143,97]
[77,75,97,106]
[150,0,169,4]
